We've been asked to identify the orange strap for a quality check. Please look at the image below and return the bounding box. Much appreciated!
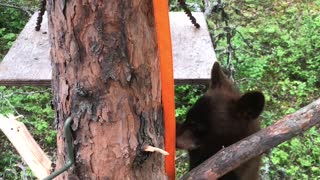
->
[152,1,176,179]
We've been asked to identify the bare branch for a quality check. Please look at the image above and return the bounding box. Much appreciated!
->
[180,98,320,180]
[0,3,32,17]
[203,0,213,17]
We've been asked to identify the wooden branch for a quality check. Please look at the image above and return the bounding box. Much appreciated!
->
[0,3,32,16]
[143,145,170,156]
[180,98,320,180]
[203,0,213,18]
[0,114,52,179]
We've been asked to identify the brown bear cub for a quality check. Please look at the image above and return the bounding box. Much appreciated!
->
[176,62,265,180]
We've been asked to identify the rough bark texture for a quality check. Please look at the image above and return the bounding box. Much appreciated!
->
[181,98,320,180]
[48,0,166,179]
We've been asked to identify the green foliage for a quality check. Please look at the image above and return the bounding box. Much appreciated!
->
[0,0,39,60]
[0,0,319,179]
[262,127,320,179]
[0,86,55,179]
[211,1,320,178]
[169,0,204,12]
[0,7,27,59]
[175,85,206,123]
[175,150,189,178]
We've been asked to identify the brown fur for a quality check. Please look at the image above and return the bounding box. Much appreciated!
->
[176,62,265,180]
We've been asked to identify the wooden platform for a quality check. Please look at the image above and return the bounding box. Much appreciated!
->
[170,12,216,84]
[0,12,51,86]
[0,12,216,86]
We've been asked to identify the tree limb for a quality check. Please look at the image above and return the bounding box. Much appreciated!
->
[203,0,213,18]
[180,98,320,180]
[0,3,32,17]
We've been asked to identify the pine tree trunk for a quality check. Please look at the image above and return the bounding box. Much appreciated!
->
[48,0,166,179]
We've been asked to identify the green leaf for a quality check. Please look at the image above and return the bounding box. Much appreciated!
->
[2,33,16,41]
[298,158,312,167]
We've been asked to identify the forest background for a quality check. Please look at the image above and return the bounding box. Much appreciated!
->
[0,0,319,179]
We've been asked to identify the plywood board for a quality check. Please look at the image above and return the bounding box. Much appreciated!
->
[0,12,51,86]
[0,12,216,86]
[170,12,216,84]
[0,114,52,179]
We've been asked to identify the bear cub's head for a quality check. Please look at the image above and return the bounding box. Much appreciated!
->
[176,62,265,166]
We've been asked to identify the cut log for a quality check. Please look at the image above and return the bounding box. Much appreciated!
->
[0,114,52,179]
[0,12,216,86]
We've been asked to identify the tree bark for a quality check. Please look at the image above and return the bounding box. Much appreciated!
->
[181,98,320,180]
[48,0,166,179]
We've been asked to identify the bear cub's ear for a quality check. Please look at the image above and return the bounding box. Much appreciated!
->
[235,91,265,120]
[210,62,228,89]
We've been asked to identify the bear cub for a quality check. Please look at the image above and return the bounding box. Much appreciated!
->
[176,62,265,180]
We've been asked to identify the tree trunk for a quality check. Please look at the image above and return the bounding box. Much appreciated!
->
[48,1,166,179]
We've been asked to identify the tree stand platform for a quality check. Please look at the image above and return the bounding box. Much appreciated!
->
[0,12,216,86]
